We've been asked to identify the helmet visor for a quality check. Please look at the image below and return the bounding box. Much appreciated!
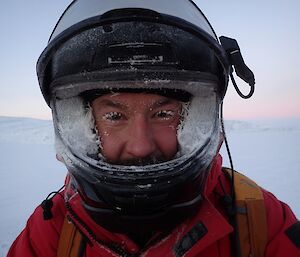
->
[52,79,221,180]
[50,0,216,42]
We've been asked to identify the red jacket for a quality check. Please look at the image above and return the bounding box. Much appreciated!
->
[7,155,300,257]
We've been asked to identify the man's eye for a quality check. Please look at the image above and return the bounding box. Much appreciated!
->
[155,110,175,120]
[102,112,122,121]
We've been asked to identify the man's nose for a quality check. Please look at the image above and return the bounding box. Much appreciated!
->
[126,115,156,158]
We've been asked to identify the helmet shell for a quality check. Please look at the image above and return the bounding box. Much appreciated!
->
[38,0,228,232]
[37,0,230,105]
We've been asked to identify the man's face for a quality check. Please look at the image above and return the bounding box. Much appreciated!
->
[91,93,181,165]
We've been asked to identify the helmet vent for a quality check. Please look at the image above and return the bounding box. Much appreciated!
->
[101,8,161,20]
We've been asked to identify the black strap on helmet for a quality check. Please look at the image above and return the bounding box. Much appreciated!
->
[220,36,255,99]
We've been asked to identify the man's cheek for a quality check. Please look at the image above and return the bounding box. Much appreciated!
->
[154,128,178,157]
[98,133,122,160]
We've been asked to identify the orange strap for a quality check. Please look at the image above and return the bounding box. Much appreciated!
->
[57,215,83,257]
[223,168,268,257]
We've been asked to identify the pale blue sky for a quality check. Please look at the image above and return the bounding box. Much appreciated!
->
[1,1,299,119]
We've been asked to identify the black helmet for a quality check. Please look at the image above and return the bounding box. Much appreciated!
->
[37,0,232,232]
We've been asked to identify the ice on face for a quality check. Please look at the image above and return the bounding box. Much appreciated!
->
[55,97,99,159]
[177,93,219,155]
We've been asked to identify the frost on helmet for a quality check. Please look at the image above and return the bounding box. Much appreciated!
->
[54,97,99,164]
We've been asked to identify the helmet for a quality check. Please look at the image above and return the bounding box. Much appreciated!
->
[37,0,230,232]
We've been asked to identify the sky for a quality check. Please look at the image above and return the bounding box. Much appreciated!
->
[0,0,299,120]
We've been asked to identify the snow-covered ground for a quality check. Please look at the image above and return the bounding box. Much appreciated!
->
[0,116,299,256]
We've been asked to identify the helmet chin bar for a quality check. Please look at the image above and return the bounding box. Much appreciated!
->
[82,186,204,233]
